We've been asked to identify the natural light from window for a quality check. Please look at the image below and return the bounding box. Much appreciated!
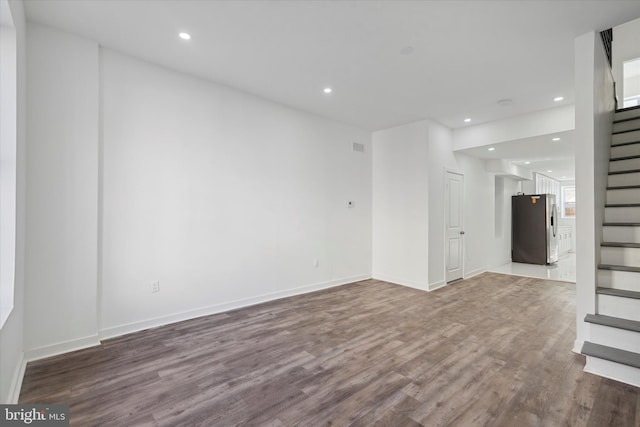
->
[0,0,17,329]
[562,186,576,218]
[623,57,640,108]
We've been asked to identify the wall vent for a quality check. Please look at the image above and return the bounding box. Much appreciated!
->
[352,142,365,153]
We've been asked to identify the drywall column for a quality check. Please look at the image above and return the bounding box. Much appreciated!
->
[372,121,429,290]
[0,0,26,404]
[25,24,100,359]
[574,32,615,352]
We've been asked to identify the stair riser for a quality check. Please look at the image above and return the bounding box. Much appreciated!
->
[598,269,640,291]
[616,108,640,122]
[608,172,640,187]
[584,356,640,388]
[610,157,640,172]
[611,143,640,159]
[606,188,640,204]
[601,247,640,268]
[590,324,640,353]
[603,226,640,243]
[598,294,640,321]
[604,206,640,223]
[613,118,640,133]
[612,129,640,145]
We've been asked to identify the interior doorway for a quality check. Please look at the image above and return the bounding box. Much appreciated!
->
[445,171,464,282]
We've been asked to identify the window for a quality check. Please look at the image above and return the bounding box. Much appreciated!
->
[623,57,640,108]
[562,186,576,218]
[0,0,17,329]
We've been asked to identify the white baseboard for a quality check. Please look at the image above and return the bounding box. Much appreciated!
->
[464,268,486,280]
[427,280,446,291]
[7,354,26,404]
[371,273,428,292]
[100,274,371,341]
[584,356,640,388]
[572,339,584,354]
[24,335,101,362]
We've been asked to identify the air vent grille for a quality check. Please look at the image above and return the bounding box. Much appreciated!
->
[352,142,365,153]
[600,28,612,69]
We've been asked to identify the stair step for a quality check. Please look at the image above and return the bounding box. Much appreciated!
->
[608,169,640,176]
[608,171,640,187]
[606,188,640,204]
[597,287,640,299]
[605,206,640,223]
[601,246,640,268]
[609,157,640,172]
[612,129,640,145]
[611,142,640,159]
[582,342,640,369]
[601,242,640,248]
[597,266,640,292]
[598,291,640,321]
[615,106,640,122]
[610,154,640,162]
[585,314,640,333]
[613,117,640,133]
[607,185,640,190]
[603,222,640,226]
[602,226,640,244]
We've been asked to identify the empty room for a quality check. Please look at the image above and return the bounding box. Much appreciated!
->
[2,0,640,425]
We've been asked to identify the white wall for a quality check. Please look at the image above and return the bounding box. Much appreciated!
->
[24,24,100,358]
[100,50,372,336]
[0,0,26,404]
[454,153,493,277]
[613,18,640,103]
[372,118,498,290]
[574,32,615,352]
[453,105,575,151]
[489,176,520,268]
[372,121,429,290]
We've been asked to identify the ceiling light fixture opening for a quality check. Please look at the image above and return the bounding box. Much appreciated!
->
[323,87,332,94]
[552,137,560,141]
[464,118,471,123]
[179,32,191,40]
[547,170,553,173]
[554,96,564,102]
[488,147,495,151]
[524,161,531,165]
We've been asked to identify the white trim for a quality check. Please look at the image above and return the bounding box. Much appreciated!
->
[463,268,486,280]
[372,274,428,292]
[100,274,371,340]
[427,280,446,291]
[584,356,640,388]
[573,339,584,354]
[6,353,25,404]
[24,335,101,362]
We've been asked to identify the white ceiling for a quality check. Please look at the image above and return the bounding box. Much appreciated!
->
[23,0,640,132]
[459,130,576,181]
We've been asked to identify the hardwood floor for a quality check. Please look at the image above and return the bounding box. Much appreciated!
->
[19,273,640,426]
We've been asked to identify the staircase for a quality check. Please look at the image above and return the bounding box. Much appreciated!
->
[581,105,640,388]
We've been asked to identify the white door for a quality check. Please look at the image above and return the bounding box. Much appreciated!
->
[445,171,464,282]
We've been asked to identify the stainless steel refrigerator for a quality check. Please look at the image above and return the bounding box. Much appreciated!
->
[511,194,559,265]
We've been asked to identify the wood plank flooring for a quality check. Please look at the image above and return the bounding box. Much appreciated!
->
[19,273,640,426]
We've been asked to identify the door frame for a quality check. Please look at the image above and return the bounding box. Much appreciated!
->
[444,168,465,283]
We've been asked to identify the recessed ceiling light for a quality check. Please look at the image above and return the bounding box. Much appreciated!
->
[547,170,553,173]
[464,118,471,123]
[323,87,332,94]
[179,32,191,40]
[554,96,564,102]
[524,161,531,165]
[552,137,560,141]
[488,147,495,151]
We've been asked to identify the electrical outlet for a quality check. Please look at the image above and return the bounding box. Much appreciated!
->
[151,281,160,293]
